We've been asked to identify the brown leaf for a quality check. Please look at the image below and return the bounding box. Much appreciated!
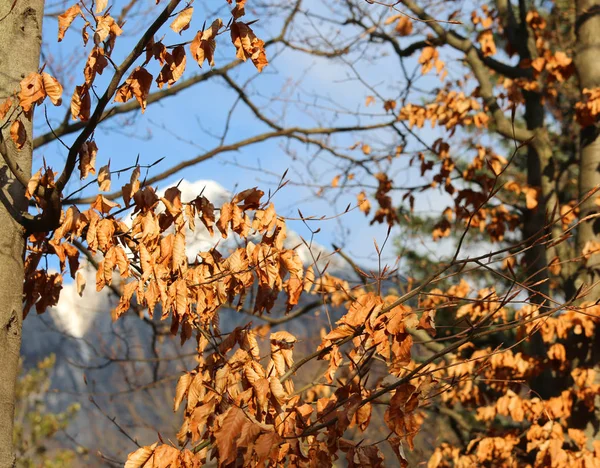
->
[91,194,120,214]
[254,431,282,464]
[71,85,91,121]
[170,7,193,34]
[214,406,248,465]
[230,21,268,72]
[395,16,413,36]
[230,0,246,19]
[84,47,109,85]
[357,191,371,215]
[58,4,82,41]
[18,73,45,113]
[174,372,192,412]
[124,442,157,468]
[98,163,111,191]
[41,72,63,106]
[114,67,153,112]
[190,18,222,67]
[0,98,12,121]
[79,141,98,179]
[25,170,41,199]
[156,46,186,89]
[95,0,108,13]
[95,15,122,43]
[10,120,26,150]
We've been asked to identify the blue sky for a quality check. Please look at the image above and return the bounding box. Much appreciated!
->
[34,0,467,271]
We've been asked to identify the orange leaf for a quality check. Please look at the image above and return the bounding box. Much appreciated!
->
[230,21,268,72]
[91,194,120,214]
[78,141,98,179]
[18,73,45,113]
[114,67,153,112]
[71,85,91,121]
[156,46,186,89]
[190,18,222,68]
[214,406,248,465]
[98,163,111,191]
[0,98,12,121]
[395,16,413,36]
[41,73,63,106]
[170,7,193,34]
[173,372,192,412]
[10,120,26,150]
[124,442,157,468]
[95,0,108,13]
[58,4,82,42]
[84,47,109,85]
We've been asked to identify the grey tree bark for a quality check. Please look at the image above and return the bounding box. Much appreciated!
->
[575,0,600,302]
[0,0,44,465]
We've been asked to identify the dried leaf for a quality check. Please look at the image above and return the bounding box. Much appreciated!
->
[0,98,12,121]
[114,67,153,112]
[18,73,45,112]
[98,163,111,191]
[124,442,157,468]
[58,4,82,41]
[190,18,222,67]
[170,7,193,34]
[91,194,120,214]
[174,372,192,412]
[71,85,91,121]
[230,21,268,72]
[95,0,108,13]
[10,120,26,150]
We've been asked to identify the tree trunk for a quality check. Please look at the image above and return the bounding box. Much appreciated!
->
[575,0,600,302]
[522,90,551,304]
[0,0,44,465]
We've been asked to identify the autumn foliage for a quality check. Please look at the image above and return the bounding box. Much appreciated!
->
[4,0,600,466]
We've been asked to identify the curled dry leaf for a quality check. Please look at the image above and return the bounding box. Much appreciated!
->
[114,67,153,112]
[91,194,121,214]
[25,170,41,199]
[71,85,91,121]
[230,0,246,19]
[84,47,109,85]
[0,98,12,121]
[95,15,122,44]
[58,4,82,41]
[10,120,26,150]
[98,163,111,192]
[18,73,45,113]
[190,18,222,68]
[78,141,98,179]
[41,72,63,106]
[156,46,186,89]
[124,442,158,468]
[395,16,413,36]
[95,0,108,14]
[170,7,193,34]
[230,21,268,72]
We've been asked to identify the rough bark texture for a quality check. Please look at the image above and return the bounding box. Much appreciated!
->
[575,0,600,301]
[572,0,600,445]
[0,0,43,465]
[522,92,551,304]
